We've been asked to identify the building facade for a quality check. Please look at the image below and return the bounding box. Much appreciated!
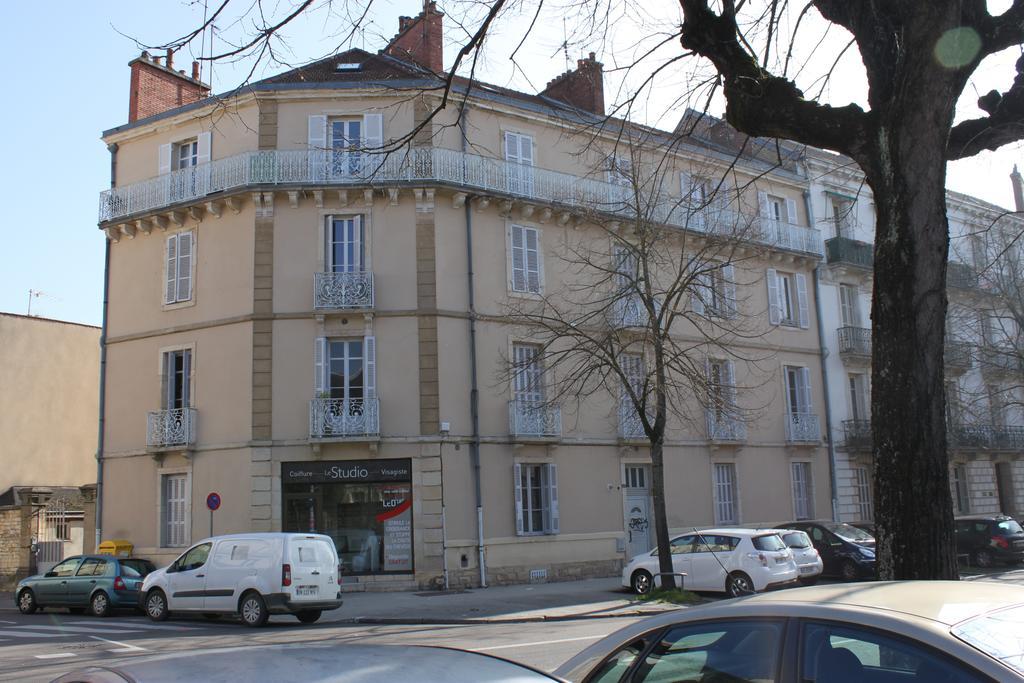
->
[97,5,845,590]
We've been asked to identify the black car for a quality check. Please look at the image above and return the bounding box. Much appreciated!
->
[955,514,1024,568]
[781,520,876,581]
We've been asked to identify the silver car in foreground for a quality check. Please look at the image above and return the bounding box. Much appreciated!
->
[556,581,1024,682]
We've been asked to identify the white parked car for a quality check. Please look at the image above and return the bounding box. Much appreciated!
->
[140,533,343,627]
[771,528,823,584]
[622,529,799,597]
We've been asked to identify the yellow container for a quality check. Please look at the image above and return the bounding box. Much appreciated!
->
[98,540,134,557]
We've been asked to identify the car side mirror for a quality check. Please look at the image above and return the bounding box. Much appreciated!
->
[44,571,57,578]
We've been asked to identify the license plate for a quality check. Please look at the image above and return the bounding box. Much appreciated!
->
[800,566,817,574]
[295,585,318,597]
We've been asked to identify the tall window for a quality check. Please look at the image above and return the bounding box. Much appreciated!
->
[988,384,1005,426]
[952,464,970,514]
[784,366,812,418]
[694,262,737,318]
[606,155,632,187]
[767,269,808,328]
[510,225,542,294]
[164,231,194,304]
[330,118,362,176]
[854,467,873,521]
[328,216,365,272]
[514,463,558,535]
[831,196,854,238]
[683,174,711,207]
[848,373,868,422]
[161,473,188,547]
[163,349,192,410]
[328,340,364,403]
[512,344,544,405]
[839,284,860,327]
[708,359,737,421]
[504,131,535,195]
[175,139,198,170]
[946,379,962,425]
[766,195,785,221]
[713,463,738,525]
[791,462,814,520]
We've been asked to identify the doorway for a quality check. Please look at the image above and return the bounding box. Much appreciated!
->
[623,465,652,560]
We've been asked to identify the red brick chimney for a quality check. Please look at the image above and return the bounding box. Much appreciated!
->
[128,50,211,123]
[541,53,604,116]
[384,1,444,73]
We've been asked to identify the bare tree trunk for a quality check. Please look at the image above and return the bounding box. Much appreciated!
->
[864,121,959,581]
[649,436,676,590]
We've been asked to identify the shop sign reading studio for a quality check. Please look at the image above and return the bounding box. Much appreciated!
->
[282,459,411,484]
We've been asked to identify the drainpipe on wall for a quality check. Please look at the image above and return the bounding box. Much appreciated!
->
[804,190,840,522]
[460,113,487,588]
[95,143,117,550]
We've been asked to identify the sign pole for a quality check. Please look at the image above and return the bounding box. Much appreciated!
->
[206,492,222,538]
[210,508,214,537]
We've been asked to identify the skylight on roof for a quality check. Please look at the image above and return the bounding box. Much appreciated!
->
[335,62,362,72]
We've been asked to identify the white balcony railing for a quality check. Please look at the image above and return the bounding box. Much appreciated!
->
[99,148,823,256]
[509,400,561,438]
[618,402,648,440]
[785,412,821,443]
[147,408,196,448]
[313,271,374,309]
[706,411,747,442]
[309,398,379,438]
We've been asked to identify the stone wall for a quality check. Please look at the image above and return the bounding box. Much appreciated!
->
[0,505,33,590]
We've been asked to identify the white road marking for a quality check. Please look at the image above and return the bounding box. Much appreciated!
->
[89,636,146,654]
[472,635,604,652]
[33,653,76,660]
[3,625,137,635]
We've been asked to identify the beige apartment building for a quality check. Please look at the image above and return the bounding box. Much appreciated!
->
[96,4,830,589]
[0,313,100,585]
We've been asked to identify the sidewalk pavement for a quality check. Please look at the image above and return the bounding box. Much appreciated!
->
[331,577,685,625]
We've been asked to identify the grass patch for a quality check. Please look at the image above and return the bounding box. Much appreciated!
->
[636,587,702,605]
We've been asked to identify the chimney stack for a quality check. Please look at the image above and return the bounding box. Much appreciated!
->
[540,52,604,116]
[127,50,211,123]
[1012,165,1024,212]
[384,1,444,73]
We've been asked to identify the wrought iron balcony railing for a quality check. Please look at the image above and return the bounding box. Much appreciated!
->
[147,408,197,448]
[841,419,872,450]
[309,398,379,438]
[785,412,821,443]
[979,346,1023,375]
[99,148,823,256]
[947,261,979,290]
[509,400,562,438]
[706,411,747,442]
[313,271,374,309]
[837,326,872,359]
[945,340,974,371]
[618,402,648,440]
[825,236,874,270]
[949,423,1024,451]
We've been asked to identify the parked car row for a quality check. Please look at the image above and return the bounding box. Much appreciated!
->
[15,532,343,628]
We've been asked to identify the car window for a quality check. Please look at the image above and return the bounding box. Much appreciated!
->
[75,558,101,576]
[120,564,141,578]
[952,603,1024,676]
[585,638,647,683]
[782,531,812,549]
[694,535,737,553]
[633,620,782,683]
[825,522,874,542]
[801,621,988,682]
[974,522,989,534]
[752,534,787,552]
[996,520,1023,535]
[179,543,212,571]
[809,527,826,543]
[670,535,695,555]
[120,559,154,576]
[49,558,81,577]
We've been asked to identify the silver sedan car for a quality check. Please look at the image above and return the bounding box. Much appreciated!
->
[556,581,1024,682]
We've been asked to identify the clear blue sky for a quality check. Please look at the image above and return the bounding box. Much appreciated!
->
[1,1,1020,326]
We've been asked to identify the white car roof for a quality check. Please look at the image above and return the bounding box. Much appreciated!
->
[194,532,334,543]
[677,528,780,538]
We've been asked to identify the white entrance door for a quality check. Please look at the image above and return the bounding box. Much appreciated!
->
[625,494,652,560]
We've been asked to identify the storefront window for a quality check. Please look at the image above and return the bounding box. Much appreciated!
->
[282,459,413,575]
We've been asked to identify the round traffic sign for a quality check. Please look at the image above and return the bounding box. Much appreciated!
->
[206,492,222,511]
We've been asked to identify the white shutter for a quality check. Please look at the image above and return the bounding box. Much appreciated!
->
[181,350,192,408]
[786,198,799,226]
[504,132,520,164]
[514,463,524,536]
[165,235,178,304]
[724,360,737,408]
[766,268,781,325]
[363,113,383,150]
[510,225,526,291]
[723,263,737,317]
[158,143,172,175]
[546,463,559,534]
[800,367,813,414]
[308,115,327,181]
[680,171,692,204]
[758,191,770,218]
[176,232,193,302]
[163,352,174,409]
[795,273,809,329]
[364,335,376,399]
[314,337,327,395]
[196,132,211,165]
[525,228,540,293]
[521,135,534,166]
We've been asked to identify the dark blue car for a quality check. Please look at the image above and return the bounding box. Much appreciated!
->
[16,555,155,617]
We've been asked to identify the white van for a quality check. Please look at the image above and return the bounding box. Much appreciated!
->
[140,533,342,627]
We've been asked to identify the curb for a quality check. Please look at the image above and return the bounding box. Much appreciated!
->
[336,607,682,625]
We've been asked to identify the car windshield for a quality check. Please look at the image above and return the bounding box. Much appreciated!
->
[825,522,874,542]
[951,603,1024,675]
[752,534,786,551]
[120,559,155,576]
[996,520,1024,535]
[781,531,811,549]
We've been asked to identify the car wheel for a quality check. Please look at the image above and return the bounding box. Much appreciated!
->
[630,570,654,595]
[726,572,754,597]
[296,610,322,624]
[239,592,269,628]
[974,549,994,569]
[17,589,37,615]
[90,592,112,618]
[840,560,860,582]
[145,590,170,622]
[202,613,222,620]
